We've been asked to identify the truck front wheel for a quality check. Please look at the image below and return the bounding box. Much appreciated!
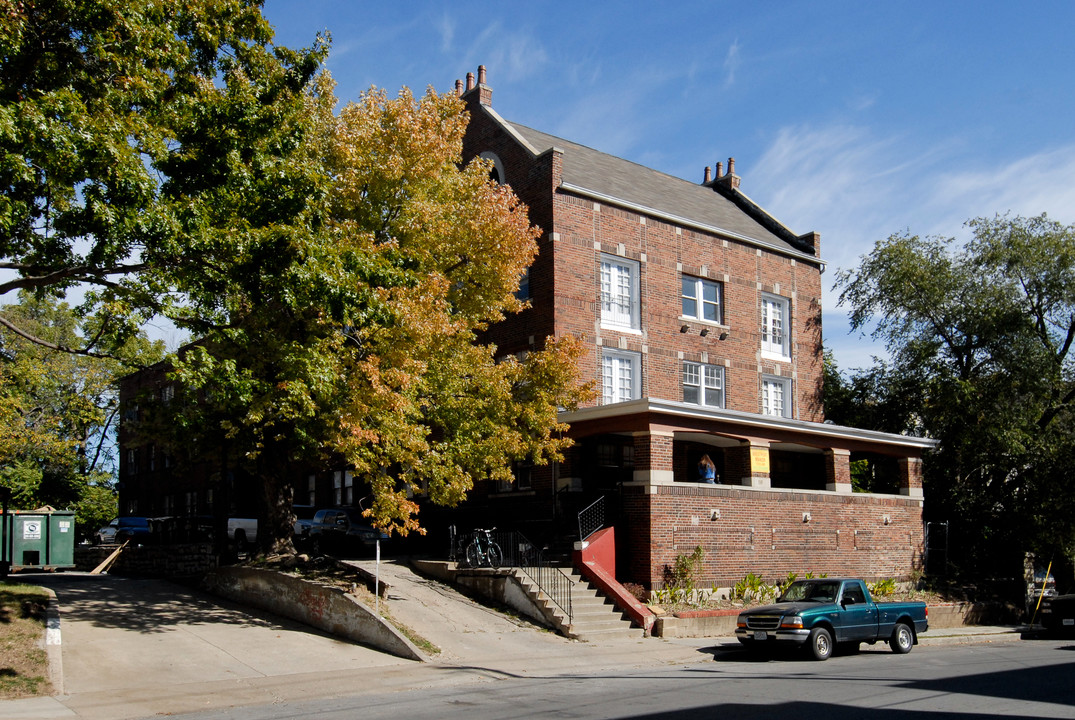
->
[890,623,914,654]
[809,627,833,661]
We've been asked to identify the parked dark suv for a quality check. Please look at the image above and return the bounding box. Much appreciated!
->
[303,508,387,557]
[114,516,153,544]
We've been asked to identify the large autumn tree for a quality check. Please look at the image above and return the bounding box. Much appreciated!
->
[835,213,1075,580]
[158,80,591,552]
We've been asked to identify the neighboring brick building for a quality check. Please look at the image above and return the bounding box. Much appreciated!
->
[452,66,935,588]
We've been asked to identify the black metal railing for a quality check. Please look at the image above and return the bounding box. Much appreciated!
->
[577,495,605,542]
[511,530,573,623]
[450,527,573,623]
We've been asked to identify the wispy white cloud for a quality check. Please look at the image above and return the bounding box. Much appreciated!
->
[750,121,1075,368]
[460,22,548,84]
[723,39,741,88]
[435,10,455,52]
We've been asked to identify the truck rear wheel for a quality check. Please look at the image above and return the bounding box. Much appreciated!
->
[890,623,914,654]
[809,627,833,661]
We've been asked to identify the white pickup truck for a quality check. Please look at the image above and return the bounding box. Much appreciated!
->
[226,518,257,550]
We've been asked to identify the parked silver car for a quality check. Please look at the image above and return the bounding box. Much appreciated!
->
[95,518,119,545]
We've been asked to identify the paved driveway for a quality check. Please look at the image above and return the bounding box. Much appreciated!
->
[9,572,411,720]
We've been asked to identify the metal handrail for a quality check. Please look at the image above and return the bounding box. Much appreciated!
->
[452,528,573,623]
[577,495,605,542]
[510,530,573,623]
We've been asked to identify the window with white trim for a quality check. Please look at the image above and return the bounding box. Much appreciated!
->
[761,293,790,359]
[600,255,640,330]
[602,350,641,404]
[683,362,724,408]
[682,276,722,323]
[333,470,353,506]
[762,375,792,417]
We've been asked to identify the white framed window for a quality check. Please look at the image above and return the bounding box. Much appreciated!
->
[602,350,641,404]
[333,470,354,506]
[160,385,174,403]
[600,255,640,330]
[762,375,792,418]
[761,294,790,359]
[683,362,724,408]
[682,277,722,323]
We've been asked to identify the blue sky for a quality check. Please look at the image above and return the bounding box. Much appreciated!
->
[262,0,1075,371]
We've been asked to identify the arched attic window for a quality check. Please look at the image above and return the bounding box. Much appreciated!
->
[479,151,506,185]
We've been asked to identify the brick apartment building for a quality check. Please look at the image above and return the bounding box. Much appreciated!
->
[117,66,935,590]
[451,66,935,589]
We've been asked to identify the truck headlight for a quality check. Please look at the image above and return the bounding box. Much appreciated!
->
[779,616,804,629]
[736,616,747,628]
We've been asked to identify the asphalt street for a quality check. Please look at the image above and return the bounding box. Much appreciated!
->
[0,562,1039,720]
[126,638,1075,720]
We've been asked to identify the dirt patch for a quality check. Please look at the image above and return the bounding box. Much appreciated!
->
[0,583,52,700]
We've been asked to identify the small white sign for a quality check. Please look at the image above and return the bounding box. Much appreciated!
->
[23,520,42,540]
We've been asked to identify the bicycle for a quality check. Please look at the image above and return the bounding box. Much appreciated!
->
[465,527,503,568]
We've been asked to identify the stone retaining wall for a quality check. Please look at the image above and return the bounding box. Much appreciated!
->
[75,543,217,576]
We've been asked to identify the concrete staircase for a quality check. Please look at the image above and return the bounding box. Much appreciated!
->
[514,566,641,641]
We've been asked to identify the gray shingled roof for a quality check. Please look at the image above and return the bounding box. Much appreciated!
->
[504,119,807,258]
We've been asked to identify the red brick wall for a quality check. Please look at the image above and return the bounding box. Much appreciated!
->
[460,93,825,422]
[623,485,924,588]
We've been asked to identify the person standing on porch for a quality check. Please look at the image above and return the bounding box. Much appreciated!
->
[698,454,717,483]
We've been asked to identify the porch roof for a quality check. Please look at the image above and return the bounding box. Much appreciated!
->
[559,398,938,456]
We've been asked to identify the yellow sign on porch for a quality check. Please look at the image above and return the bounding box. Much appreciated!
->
[750,447,770,473]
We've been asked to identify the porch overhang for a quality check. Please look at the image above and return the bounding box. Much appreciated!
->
[558,398,938,457]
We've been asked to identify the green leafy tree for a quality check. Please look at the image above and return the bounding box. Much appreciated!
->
[835,213,1075,577]
[0,293,162,538]
[0,0,326,359]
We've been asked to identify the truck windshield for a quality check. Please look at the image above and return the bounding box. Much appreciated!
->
[779,581,840,603]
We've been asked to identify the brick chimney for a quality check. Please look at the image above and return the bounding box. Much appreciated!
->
[716,156,740,191]
[457,65,493,106]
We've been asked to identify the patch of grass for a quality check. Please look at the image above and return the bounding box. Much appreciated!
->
[0,582,52,700]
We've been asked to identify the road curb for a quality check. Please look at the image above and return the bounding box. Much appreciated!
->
[42,587,64,697]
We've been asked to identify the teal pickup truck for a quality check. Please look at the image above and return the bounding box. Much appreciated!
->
[735,578,928,660]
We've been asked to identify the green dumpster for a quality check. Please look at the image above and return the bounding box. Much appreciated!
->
[1,508,76,574]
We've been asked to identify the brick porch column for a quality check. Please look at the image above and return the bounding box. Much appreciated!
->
[898,457,924,498]
[825,448,852,493]
[727,440,771,488]
[633,431,674,486]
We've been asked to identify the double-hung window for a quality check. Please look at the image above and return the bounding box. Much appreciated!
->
[600,255,640,330]
[761,294,790,359]
[602,350,641,404]
[762,375,792,418]
[682,277,722,324]
[683,362,724,408]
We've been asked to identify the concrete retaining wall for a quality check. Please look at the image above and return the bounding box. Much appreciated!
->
[412,559,556,630]
[201,566,427,662]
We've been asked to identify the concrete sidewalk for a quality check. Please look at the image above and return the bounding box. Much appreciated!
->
[0,566,1027,720]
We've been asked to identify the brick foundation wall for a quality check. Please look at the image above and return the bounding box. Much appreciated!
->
[623,485,923,589]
